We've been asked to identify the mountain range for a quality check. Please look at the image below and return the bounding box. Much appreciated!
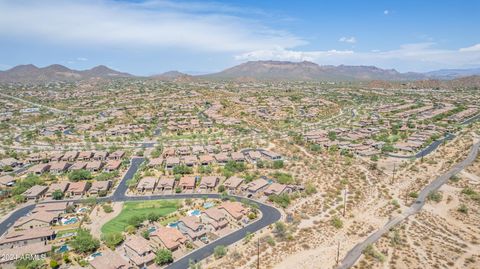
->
[0,64,133,83]
[1,61,480,83]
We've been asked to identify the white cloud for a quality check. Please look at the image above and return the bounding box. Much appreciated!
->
[0,0,305,52]
[384,10,389,15]
[235,47,354,62]
[339,36,357,43]
[459,43,480,52]
[236,43,480,72]
[76,57,88,61]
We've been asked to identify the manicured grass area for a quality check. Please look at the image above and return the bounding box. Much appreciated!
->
[101,200,179,234]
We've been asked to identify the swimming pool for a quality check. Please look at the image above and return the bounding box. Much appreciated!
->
[56,245,70,253]
[76,207,88,213]
[188,209,201,216]
[91,252,102,258]
[148,226,156,233]
[203,202,214,209]
[62,217,79,225]
[168,221,179,228]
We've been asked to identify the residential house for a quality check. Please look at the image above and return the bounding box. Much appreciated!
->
[13,211,59,230]
[45,182,69,198]
[191,145,205,155]
[0,242,51,266]
[104,160,121,172]
[242,179,269,194]
[156,177,175,192]
[148,157,163,167]
[177,216,207,241]
[261,150,282,161]
[0,227,55,249]
[0,175,16,187]
[23,185,48,200]
[49,161,70,174]
[28,163,50,175]
[77,151,93,161]
[61,151,78,162]
[182,155,197,167]
[123,235,156,268]
[199,154,214,166]
[246,151,262,163]
[218,201,248,222]
[222,176,244,191]
[220,144,233,152]
[86,161,103,172]
[264,183,291,196]
[214,153,230,165]
[165,157,180,169]
[231,152,245,162]
[0,158,21,168]
[201,208,228,231]
[136,177,157,193]
[176,146,190,156]
[89,180,112,196]
[150,226,187,251]
[93,151,109,161]
[108,150,125,160]
[32,202,70,214]
[178,176,196,191]
[67,181,88,196]
[68,161,87,171]
[198,176,219,191]
[90,249,130,269]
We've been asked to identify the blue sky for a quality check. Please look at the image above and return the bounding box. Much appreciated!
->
[0,0,479,75]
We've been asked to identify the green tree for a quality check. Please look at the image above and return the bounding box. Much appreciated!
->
[70,229,100,254]
[155,249,173,265]
[331,216,343,229]
[213,245,227,259]
[68,169,92,182]
[147,212,160,223]
[272,160,284,169]
[52,189,64,200]
[274,221,287,238]
[101,232,124,249]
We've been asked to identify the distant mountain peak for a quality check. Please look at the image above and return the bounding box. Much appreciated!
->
[200,60,422,81]
[0,64,133,83]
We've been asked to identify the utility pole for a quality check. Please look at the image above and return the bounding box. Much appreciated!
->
[336,241,340,266]
[392,162,396,184]
[257,237,260,269]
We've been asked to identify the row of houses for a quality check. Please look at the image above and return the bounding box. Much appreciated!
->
[21,180,112,200]
[151,149,282,169]
[26,150,125,164]
[136,175,297,198]
[27,159,122,175]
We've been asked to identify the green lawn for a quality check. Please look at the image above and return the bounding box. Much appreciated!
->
[101,200,179,234]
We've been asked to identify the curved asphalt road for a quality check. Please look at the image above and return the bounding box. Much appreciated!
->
[0,157,282,269]
[338,141,480,269]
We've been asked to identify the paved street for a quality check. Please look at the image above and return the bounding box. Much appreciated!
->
[338,141,480,269]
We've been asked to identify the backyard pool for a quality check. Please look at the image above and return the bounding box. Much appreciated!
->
[62,217,79,225]
[203,202,214,209]
[88,252,102,260]
[188,209,201,217]
[168,221,179,228]
[56,245,70,253]
[76,207,88,213]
